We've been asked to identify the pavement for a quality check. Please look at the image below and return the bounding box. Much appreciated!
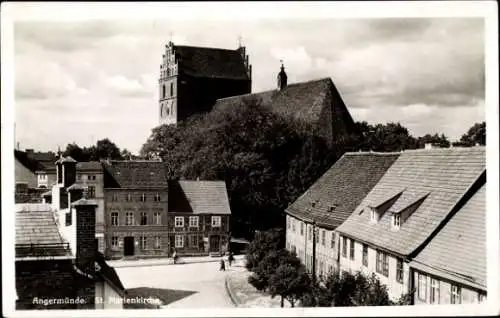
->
[108,254,241,268]
[114,255,245,308]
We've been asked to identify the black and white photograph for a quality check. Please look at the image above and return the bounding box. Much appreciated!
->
[1,1,498,317]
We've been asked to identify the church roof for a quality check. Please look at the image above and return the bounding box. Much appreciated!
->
[213,77,356,132]
[174,45,250,80]
[286,152,400,229]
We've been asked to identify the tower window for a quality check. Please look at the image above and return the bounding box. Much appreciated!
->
[162,85,166,98]
[167,68,170,76]
[170,82,174,96]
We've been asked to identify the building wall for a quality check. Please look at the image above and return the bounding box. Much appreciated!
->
[285,215,338,278]
[78,170,105,251]
[168,212,230,255]
[15,159,37,188]
[104,188,169,259]
[337,236,410,301]
[95,281,124,309]
[16,259,78,309]
[412,270,487,305]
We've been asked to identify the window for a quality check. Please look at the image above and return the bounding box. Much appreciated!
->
[342,237,347,258]
[287,217,290,229]
[370,208,377,222]
[126,193,132,202]
[154,193,161,202]
[308,225,312,241]
[162,84,166,98]
[396,258,404,283]
[316,230,319,243]
[140,236,147,250]
[478,293,486,304]
[190,234,198,247]
[175,216,184,227]
[430,278,440,304]
[321,230,326,246]
[111,237,119,249]
[189,216,199,228]
[382,253,389,277]
[170,82,174,96]
[393,214,401,229]
[292,219,296,232]
[91,175,96,181]
[451,285,461,304]
[112,194,118,202]
[111,212,118,226]
[125,212,134,225]
[140,193,146,202]
[87,186,96,198]
[155,237,161,249]
[175,235,184,248]
[418,273,427,301]
[330,232,335,248]
[140,212,148,225]
[211,216,221,227]
[65,210,72,226]
[154,211,161,225]
[77,174,81,181]
[349,239,355,260]
[300,222,304,236]
[362,244,368,266]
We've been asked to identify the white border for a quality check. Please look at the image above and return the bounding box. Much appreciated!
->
[2,1,499,317]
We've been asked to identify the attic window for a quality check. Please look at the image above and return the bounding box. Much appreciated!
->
[370,208,377,222]
[311,200,318,208]
[329,204,338,212]
[392,214,401,230]
[116,172,121,176]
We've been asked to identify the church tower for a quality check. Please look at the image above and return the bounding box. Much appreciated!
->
[159,41,178,125]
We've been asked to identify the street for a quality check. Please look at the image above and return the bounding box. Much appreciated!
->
[115,260,237,308]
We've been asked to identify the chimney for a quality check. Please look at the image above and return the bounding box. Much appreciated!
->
[72,198,97,308]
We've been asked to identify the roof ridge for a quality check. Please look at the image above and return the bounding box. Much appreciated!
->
[175,44,241,53]
[403,146,485,152]
[344,151,402,156]
[216,77,331,103]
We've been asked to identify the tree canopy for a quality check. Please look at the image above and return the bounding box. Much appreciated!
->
[62,138,125,161]
[453,121,486,147]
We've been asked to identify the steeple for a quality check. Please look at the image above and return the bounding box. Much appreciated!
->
[277,61,287,91]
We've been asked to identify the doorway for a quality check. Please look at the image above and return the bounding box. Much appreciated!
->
[124,236,135,256]
[209,235,220,252]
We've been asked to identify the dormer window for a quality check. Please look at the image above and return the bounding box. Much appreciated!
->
[140,193,146,202]
[392,214,401,229]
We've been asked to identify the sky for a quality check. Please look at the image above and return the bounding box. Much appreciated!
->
[11,8,486,154]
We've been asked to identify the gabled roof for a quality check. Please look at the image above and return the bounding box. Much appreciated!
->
[103,160,168,188]
[286,152,400,228]
[95,252,126,295]
[168,180,231,215]
[174,45,250,80]
[76,161,103,172]
[411,184,486,290]
[15,204,71,258]
[213,77,356,132]
[336,147,486,256]
[15,150,45,173]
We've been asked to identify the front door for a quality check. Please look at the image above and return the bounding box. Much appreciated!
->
[209,235,220,252]
[124,236,135,256]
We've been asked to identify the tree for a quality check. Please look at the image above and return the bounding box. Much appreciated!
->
[94,138,123,160]
[416,133,450,148]
[453,121,486,147]
[355,122,418,152]
[63,143,88,161]
[245,228,284,272]
[309,270,393,307]
[120,148,133,160]
[268,256,312,307]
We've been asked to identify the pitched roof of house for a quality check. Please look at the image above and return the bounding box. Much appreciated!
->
[335,147,486,256]
[410,184,486,290]
[174,45,250,80]
[286,152,400,229]
[213,77,355,130]
[15,204,71,258]
[168,180,231,215]
[76,161,103,172]
[15,150,45,173]
[103,160,168,188]
[95,252,126,295]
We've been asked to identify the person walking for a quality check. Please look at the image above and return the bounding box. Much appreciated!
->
[228,252,234,267]
[219,259,226,271]
[173,249,178,265]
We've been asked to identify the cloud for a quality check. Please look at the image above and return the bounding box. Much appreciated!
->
[12,18,486,153]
